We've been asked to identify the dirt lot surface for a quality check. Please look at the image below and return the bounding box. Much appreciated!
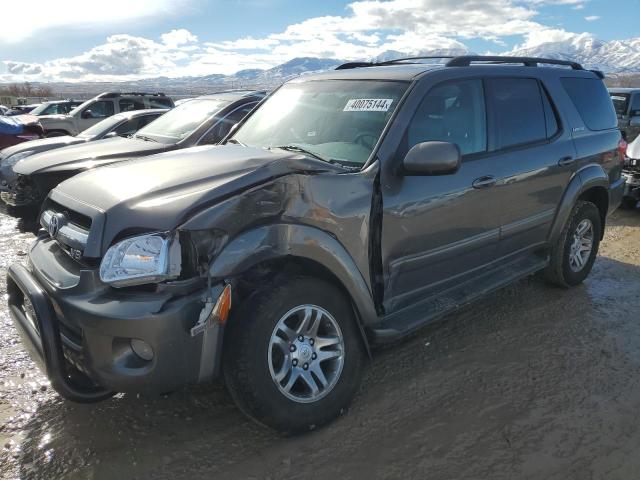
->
[0,207,640,480]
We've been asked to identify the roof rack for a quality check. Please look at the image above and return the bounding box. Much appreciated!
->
[335,55,586,71]
[336,56,454,70]
[445,55,584,70]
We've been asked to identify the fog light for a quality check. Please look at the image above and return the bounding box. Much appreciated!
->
[130,339,154,361]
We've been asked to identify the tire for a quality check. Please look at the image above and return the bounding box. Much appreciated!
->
[544,200,601,287]
[621,196,638,210]
[223,276,366,434]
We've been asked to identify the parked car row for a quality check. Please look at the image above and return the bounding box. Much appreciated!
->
[0,56,628,434]
[0,90,263,208]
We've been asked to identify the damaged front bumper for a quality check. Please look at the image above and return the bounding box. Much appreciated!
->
[6,235,225,400]
[0,175,41,207]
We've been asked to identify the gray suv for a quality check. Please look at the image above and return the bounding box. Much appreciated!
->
[6,56,625,433]
[609,88,640,142]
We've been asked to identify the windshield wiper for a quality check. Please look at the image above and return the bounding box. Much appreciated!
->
[135,134,159,143]
[227,138,246,146]
[272,145,334,163]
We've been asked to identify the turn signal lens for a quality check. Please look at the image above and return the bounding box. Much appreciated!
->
[213,284,232,324]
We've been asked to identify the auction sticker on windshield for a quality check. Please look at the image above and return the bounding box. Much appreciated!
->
[343,99,393,112]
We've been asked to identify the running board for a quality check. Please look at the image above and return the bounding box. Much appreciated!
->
[369,255,549,344]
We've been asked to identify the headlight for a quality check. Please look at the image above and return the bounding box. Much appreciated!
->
[2,150,35,167]
[100,232,181,287]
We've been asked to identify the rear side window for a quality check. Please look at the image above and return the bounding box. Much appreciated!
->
[561,78,617,131]
[487,78,547,149]
[406,79,487,156]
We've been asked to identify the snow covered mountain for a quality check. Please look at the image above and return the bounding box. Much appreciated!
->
[8,37,638,98]
[507,34,640,73]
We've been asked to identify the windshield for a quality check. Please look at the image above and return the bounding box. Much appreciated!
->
[232,80,407,166]
[610,94,630,115]
[77,114,127,139]
[134,98,229,144]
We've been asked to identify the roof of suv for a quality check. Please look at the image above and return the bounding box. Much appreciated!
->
[42,99,81,104]
[291,55,602,83]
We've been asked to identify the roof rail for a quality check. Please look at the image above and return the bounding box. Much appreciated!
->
[445,55,584,70]
[335,56,454,70]
[97,92,168,99]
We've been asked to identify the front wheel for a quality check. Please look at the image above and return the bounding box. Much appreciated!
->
[223,276,366,433]
[544,200,601,287]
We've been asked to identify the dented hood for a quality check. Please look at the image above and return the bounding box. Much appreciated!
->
[51,145,336,251]
[13,136,167,175]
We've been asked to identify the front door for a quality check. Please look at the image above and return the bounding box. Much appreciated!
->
[380,78,501,314]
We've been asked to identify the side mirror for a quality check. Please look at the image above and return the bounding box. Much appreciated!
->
[630,116,640,127]
[103,131,118,139]
[82,110,93,119]
[402,141,461,176]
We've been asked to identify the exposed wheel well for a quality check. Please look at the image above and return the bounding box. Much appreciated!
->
[231,256,372,355]
[44,130,71,138]
[578,186,608,238]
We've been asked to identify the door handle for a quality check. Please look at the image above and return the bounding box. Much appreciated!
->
[472,175,496,189]
[558,156,575,166]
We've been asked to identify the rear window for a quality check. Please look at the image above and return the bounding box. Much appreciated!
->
[487,78,547,149]
[562,78,617,131]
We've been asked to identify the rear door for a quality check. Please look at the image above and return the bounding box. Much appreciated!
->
[486,77,575,260]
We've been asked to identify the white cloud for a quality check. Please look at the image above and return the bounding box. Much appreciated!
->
[584,15,601,21]
[0,0,185,43]
[0,0,603,82]
[161,29,198,47]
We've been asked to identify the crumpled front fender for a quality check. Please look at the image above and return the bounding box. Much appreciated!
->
[208,223,379,330]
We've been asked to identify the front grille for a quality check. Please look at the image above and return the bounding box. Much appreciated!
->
[41,199,92,263]
[45,198,92,231]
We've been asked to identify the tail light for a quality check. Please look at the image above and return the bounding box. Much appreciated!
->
[618,138,628,165]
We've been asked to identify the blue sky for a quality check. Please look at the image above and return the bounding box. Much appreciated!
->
[0,0,638,81]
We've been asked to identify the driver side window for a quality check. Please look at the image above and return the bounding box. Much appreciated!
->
[405,79,487,157]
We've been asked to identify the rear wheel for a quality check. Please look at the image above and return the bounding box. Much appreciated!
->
[544,200,601,287]
[223,276,366,433]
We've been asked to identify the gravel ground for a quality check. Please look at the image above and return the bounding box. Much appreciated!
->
[1,206,640,480]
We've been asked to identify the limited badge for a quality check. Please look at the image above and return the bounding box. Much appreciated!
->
[343,98,393,112]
